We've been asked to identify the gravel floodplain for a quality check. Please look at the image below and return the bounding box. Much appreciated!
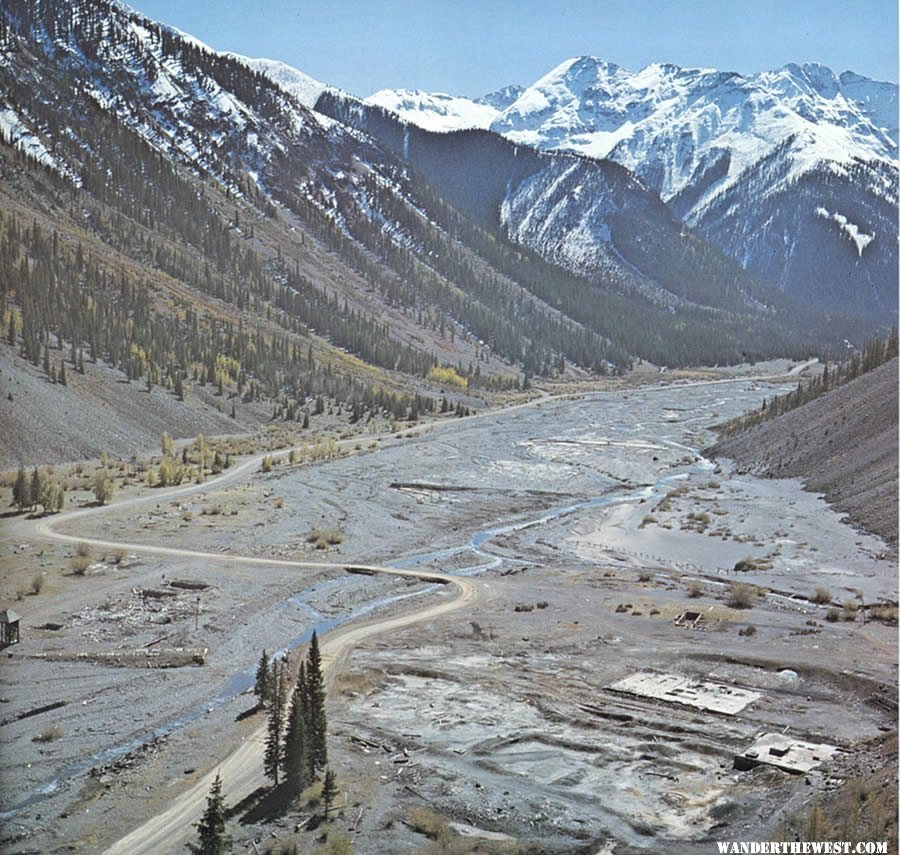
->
[1,376,896,853]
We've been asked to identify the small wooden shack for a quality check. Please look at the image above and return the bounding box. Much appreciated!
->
[0,609,21,647]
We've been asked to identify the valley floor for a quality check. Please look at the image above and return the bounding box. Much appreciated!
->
[0,371,896,853]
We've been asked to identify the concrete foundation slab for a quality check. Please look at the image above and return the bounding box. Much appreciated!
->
[608,671,761,715]
[734,733,839,774]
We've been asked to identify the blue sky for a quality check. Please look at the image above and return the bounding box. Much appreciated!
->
[131,0,898,96]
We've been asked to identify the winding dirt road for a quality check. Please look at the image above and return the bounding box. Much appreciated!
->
[28,447,478,854]
[100,557,476,855]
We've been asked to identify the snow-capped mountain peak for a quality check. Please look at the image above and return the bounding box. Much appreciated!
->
[363,83,522,133]
[358,54,896,321]
[487,56,897,212]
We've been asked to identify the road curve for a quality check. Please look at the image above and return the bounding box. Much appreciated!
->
[99,549,476,855]
[31,496,476,853]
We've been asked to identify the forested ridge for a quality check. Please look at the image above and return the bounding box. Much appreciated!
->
[716,330,899,438]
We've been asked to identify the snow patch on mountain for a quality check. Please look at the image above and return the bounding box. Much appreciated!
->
[500,158,626,276]
[0,105,54,168]
[0,103,81,184]
[815,206,875,256]
[365,89,500,132]
[236,56,328,109]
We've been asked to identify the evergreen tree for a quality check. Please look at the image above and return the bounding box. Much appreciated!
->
[283,662,310,796]
[321,767,338,819]
[12,466,28,511]
[305,631,328,774]
[263,660,287,785]
[187,772,231,855]
[30,467,41,511]
[254,649,271,705]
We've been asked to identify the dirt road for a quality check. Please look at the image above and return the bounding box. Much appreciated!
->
[101,560,477,855]
[24,448,478,852]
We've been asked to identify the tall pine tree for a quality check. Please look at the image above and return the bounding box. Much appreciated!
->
[12,466,28,511]
[321,766,338,819]
[187,772,230,854]
[306,631,328,774]
[283,661,311,796]
[254,649,271,706]
[263,660,287,785]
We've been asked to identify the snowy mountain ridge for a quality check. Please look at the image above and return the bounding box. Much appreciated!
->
[368,56,897,212]
[1,0,894,340]
[364,55,897,321]
[363,85,524,133]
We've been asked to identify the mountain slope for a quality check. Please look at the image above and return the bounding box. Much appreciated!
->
[315,89,874,362]
[0,0,882,462]
[369,57,899,322]
[709,357,899,546]
[0,0,653,399]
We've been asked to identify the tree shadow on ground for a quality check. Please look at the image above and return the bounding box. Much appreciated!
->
[236,783,297,825]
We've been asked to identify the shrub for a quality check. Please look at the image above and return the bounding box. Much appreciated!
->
[842,600,859,622]
[33,723,63,742]
[273,496,284,509]
[307,528,344,549]
[110,548,126,565]
[75,541,92,558]
[70,554,92,575]
[408,806,449,839]
[870,605,898,624]
[638,572,652,583]
[738,624,757,637]
[31,572,45,594]
[825,607,841,622]
[811,587,832,605]
[687,580,704,598]
[727,582,757,609]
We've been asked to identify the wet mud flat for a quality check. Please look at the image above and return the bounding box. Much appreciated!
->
[2,377,897,853]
